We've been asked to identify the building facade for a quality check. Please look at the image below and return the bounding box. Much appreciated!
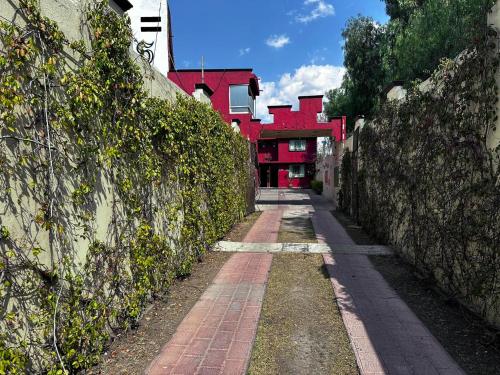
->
[257,96,346,188]
[168,69,261,140]
[168,69,346,189]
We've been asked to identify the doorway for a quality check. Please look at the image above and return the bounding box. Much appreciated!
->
[260,165,279,187]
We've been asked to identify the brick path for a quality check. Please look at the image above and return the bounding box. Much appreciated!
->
[310,195,465,375]
[146,188,464,375]
[323,254,464,375]
[242,209,283,243]
[311,209,355,246]
[146,253,272,375]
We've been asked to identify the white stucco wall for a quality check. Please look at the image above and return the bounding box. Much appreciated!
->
[128,0,171,76]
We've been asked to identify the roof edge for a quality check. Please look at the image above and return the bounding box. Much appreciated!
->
[194,83,214,96]
[298,95,324,99]
[113,0,133,11]
[173,68,254,73]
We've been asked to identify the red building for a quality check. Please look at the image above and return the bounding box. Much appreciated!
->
[168,69,346,189]
[257,96,346,188]
[168,69,262,141]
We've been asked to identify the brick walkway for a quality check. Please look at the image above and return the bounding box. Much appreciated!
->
[311,198,465,375]
[146,253,272,375]
[311,209,355,246]
[146,188,464,375]
[323,254,464,375]
[242,209,283,243]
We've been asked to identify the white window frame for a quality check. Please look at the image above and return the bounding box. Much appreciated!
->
[289,139,306,152]
[289,164,305,178]
[229,84,255,116]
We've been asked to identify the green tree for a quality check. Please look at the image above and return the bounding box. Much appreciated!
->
[392,0,494,81]
[325,16,386,132]
[325,0,494,126]
[384,0,426,23]
[324,77,359,132]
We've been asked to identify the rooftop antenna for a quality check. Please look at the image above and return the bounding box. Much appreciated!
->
[201,55,205,84]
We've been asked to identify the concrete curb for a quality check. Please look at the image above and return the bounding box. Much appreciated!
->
[214,241,393,255]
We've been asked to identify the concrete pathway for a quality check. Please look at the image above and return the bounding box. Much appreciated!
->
[215,241,393,255]
[312,209,356,246]
[146,193,285,374]
[146,253,272,375]
[323,253,464,375]
[305,191,465,375]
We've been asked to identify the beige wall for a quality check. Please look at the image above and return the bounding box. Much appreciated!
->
[0,0,186,364]
[343,12,500,327]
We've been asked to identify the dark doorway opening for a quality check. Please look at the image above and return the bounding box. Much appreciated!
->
[259,165,278,188]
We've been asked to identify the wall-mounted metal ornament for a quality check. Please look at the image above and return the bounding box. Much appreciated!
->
[136,40,155,64]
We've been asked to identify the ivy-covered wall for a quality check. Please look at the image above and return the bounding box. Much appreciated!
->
[0,1,253,373]
[341,22,500,328]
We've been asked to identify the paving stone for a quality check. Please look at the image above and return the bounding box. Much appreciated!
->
[196,367,221,375]
[301,188,466,375]
[171,355,203,374]
[242,209,283,243]
[201,349,227,368]
[323,252,465,375]
[146,253,272,375]
[220,359,246,375]
[147,189,463,375]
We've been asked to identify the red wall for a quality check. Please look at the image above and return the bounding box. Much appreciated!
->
[259,96,346,142]
[255,96,345,188]
[277,165,313,188]
[167,70,347,189]
[167,69,261,141]
[258,139,317,164]
[278,138,317,163]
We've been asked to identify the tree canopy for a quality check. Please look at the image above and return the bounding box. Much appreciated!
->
[325,16,385,130]
[325,0,495,132]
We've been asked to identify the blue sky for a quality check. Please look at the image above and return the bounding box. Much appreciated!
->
[167,0,389,119]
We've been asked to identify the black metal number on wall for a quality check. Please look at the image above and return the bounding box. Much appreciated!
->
[136,16,162,64]
[136,40,155,64]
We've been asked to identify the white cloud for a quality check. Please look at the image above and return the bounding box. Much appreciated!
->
[239,47,251,56]
[266,34,291,49]
[296,0,335,24]
[256,64,346,122]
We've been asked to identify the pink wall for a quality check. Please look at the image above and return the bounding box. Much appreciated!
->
[276,164,313,188]
[167,72,347,145]
[257,139,317,164]
[278,138,317,163]
[278,167,289,188]
[255,96,345,188]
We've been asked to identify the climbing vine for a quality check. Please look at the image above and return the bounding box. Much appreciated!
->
[342,24,500,325]
[0,1,252,373]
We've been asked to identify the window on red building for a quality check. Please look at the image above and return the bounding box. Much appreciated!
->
[289,164,305,178]
[229,85,255,116]
[289,139,306,152]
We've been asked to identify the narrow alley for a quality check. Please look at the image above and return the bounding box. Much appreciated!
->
[142,189,464,375]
